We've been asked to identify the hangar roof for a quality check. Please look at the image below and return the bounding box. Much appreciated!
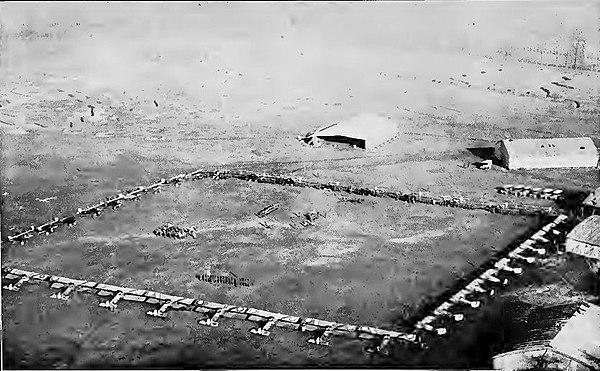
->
[567,215,600,248]
[499,137,598,161]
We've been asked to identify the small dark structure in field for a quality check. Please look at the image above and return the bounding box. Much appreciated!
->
[153,224,197,240]
[338,196,364,204]
[289,209,325,229]
[196,272,252,287]
[494,138,599,170]
[551,81,575,90]
[297,113,398,150]
[493,302,600,371]
[566,215,600,273]
[255,203,279,218]
[540,86,551,97]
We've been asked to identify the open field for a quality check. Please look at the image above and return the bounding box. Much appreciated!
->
[1,1,599,368]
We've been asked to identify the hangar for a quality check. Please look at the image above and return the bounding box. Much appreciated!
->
[298,113,398,150]
[494,137,599,170]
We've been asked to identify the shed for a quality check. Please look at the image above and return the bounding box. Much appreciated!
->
[566,215,600,260]
[298,113,398,150]
[494,137,599,170]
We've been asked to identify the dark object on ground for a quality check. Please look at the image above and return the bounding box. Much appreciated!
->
[80,116,84,122]
[540,87,551,98]
[314,135,365,149]
[467,147,502,166]
[259,221,272,229]
[475,160,492,170]
[467,147,495,160]
[255,203,280,218]
[304,210,323,222]
[59,216,77,226]
[154,100,158,107]
[550,81,574,90]
[153,224,197,240]
[196,273,252,287]
[339,196,364,204]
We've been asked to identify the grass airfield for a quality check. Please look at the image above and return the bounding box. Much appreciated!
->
[1,1,599,368]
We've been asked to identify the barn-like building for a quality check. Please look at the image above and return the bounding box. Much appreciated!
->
[494,137,599,170]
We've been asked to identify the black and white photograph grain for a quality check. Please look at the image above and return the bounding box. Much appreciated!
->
[1,1,599,370]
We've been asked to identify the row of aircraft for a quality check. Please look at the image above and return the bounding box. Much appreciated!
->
[413,214,568,337]
[6,170,213,246]
[6,216,77,245]
[497,185,564,200]
[2,267,419,356]
[3,168,334,246]
[7,167,562,246]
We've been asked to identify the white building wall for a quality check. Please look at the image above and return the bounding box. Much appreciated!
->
[508,155,599,170]
[565,240,600,260]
